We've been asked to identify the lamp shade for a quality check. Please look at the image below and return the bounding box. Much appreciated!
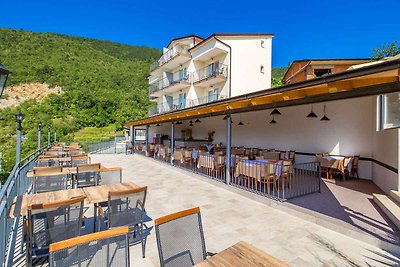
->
[16,111,23,123]
[195,118,201,123]
[307,105,318,118]
[270,118,277,124]
[270,108,281,115]
[238,121,244,126]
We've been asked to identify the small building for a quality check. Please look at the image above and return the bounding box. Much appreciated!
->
[283,58,369,84]
[148,33,274,116]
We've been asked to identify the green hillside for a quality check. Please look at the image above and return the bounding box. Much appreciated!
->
[0,28,160,180]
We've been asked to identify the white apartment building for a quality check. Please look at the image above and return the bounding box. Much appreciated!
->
[148,33,274,115]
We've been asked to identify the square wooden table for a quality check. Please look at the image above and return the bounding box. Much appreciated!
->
[82,182,140,204]
[195,241,290,267]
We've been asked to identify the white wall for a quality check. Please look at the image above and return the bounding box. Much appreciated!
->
[220,36,272,96]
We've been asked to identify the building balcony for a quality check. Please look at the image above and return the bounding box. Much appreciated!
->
[149,72,191,97]
[149,45,191,73]
[148,93,227,116]
[193,63,228,87]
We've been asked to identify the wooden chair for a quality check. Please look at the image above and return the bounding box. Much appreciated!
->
[342,156,351,180]
[27,196,85,266]
[49,227,130,267]
[76,163,101,188]
[69,150,84,156]
[255,156,264,160]
[155,207,214,267]
[36,158,60,167]
[99,187,148,258]
[289,150,296,163]
[33,172,68,193]
[260,160,278,193]
[280,159,294,189]
[322,152,329,157]
[350,155,360,178]
[279,151,285,160]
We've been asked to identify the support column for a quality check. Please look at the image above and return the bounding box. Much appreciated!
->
[398,129,400,191]
[129,126,134,145]
[37,122,42,151]
[48,126,51,146]
[145,125,149,157]
[170,122,175,165]
[16,123,22,165]
[225,115,232,184]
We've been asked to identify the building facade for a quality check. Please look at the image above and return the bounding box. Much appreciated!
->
[283,59,369,84]
[148,33,274,115]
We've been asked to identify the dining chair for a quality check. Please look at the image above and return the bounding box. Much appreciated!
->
[255,156,264,160]
[99,186,148,258]
[69,150,84,156]
[49,226,130,267]
[155,207,214,267]
[96,167,123,185]
[342,156,351,180]
[33,173,68,193]
[260,160,278,194]
[26,196,85,266]
[36,158,60,167]
[280,159,294,189]
[279,151,285,160]
[289,150,296,163]
[351,155,360,178]
[322,152,329,157]
[71,155,90,166]
[33,166,62,175]
[76,163,101,188]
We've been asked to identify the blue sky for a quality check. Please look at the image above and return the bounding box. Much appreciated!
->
[1,0,399,67]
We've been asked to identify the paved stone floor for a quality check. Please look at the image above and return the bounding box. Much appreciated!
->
[90,154,399,267]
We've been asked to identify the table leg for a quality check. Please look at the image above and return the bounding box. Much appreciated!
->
[93,203,98,232]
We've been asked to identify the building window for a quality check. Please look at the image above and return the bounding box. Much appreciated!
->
[260,65,264,74]
[261,40,265,48]
[135,129,146,141]
[179,68,188,81]
[178,92,187,108]
[208,88,219,103]
[314,68,332,77]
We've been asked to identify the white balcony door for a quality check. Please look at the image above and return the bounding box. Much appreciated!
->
[179,92,187,108]
[207,62,219,76]
[208,88,219,103]
[179,68,187,81]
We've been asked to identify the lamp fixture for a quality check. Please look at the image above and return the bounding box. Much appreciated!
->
[189,120,193,126]
[156,123,160,126]
[222,114,234,123]
[269,115,277,124]
[237,114,244,126]
[307,104,318,118]
[270,108,281,116]
[320,104,330,121]
[195,118,201,123]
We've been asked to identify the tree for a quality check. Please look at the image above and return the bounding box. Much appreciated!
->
[371,40,400,61]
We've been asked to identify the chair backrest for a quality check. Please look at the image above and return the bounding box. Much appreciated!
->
[155,207,207,267]
[33,173,68,193]
[76,163,101,188]
[49,226,130,267]
[44,150,60,157]
[267,160,278,176]
[279,151,285,160]
[33,166,62,175]
[96,168,122,185]
[343,156,351,169]
[36,159,60,167]
[71,155,90,166]
[322,152,329,157]
[289,150,295,160]
[255,156,264,160]
[108,186,147,228]
[28,196,85,254]
[69,150,84,156]
[353,155,360,166]
[281,159,293,174]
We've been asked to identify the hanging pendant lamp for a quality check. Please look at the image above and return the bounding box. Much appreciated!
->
[320,104,330,121]
[270,115,277,124]
[156,123,160,126]
[189,120,193,126]
[195,118,201,123]
[307,105,318,118]
[238,114,244,126]
[270,108,281,116]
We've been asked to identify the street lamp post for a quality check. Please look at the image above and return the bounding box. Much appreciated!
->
[38,121,42,151]
[16,112,23,165]
[54,128,57,143]
[48,126,51,146]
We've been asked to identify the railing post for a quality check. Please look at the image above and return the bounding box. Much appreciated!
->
[170,122,175,165]
[48,125,51,146]
[37,121,42,152]
[145,125,149,157]
[317,163,321,193]
[16,113,22,165]
[225,115,231,184]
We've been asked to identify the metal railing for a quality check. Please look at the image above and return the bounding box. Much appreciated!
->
[149,72,190,95]
[193,63,228,83]
[150,45,190,72]
[86,137,126,154]
[230,160,321,200]
[148,94,227,116]
[0,145,50,266]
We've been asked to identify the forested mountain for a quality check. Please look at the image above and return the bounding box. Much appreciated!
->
[0,28,160,179]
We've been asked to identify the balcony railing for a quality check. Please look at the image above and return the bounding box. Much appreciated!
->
[149,71,190,95]
[193,63,228,83]
[149,94,227,115]
[149,45,190,72]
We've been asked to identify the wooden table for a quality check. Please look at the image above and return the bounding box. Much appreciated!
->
[195,241,290,267]
[8,188,85,218]
[82,182,140,204]
[8,182,140,218]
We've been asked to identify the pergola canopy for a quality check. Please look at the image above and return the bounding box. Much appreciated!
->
[125,59,400,127]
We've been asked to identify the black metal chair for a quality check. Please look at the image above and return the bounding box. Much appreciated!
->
[33,173,68,193]
[49,226,130,267]
[26,196,85,266]
[155,207,213,267]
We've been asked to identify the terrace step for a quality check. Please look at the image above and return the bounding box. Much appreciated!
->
[389,190,400,205]
[373,193,400,230]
